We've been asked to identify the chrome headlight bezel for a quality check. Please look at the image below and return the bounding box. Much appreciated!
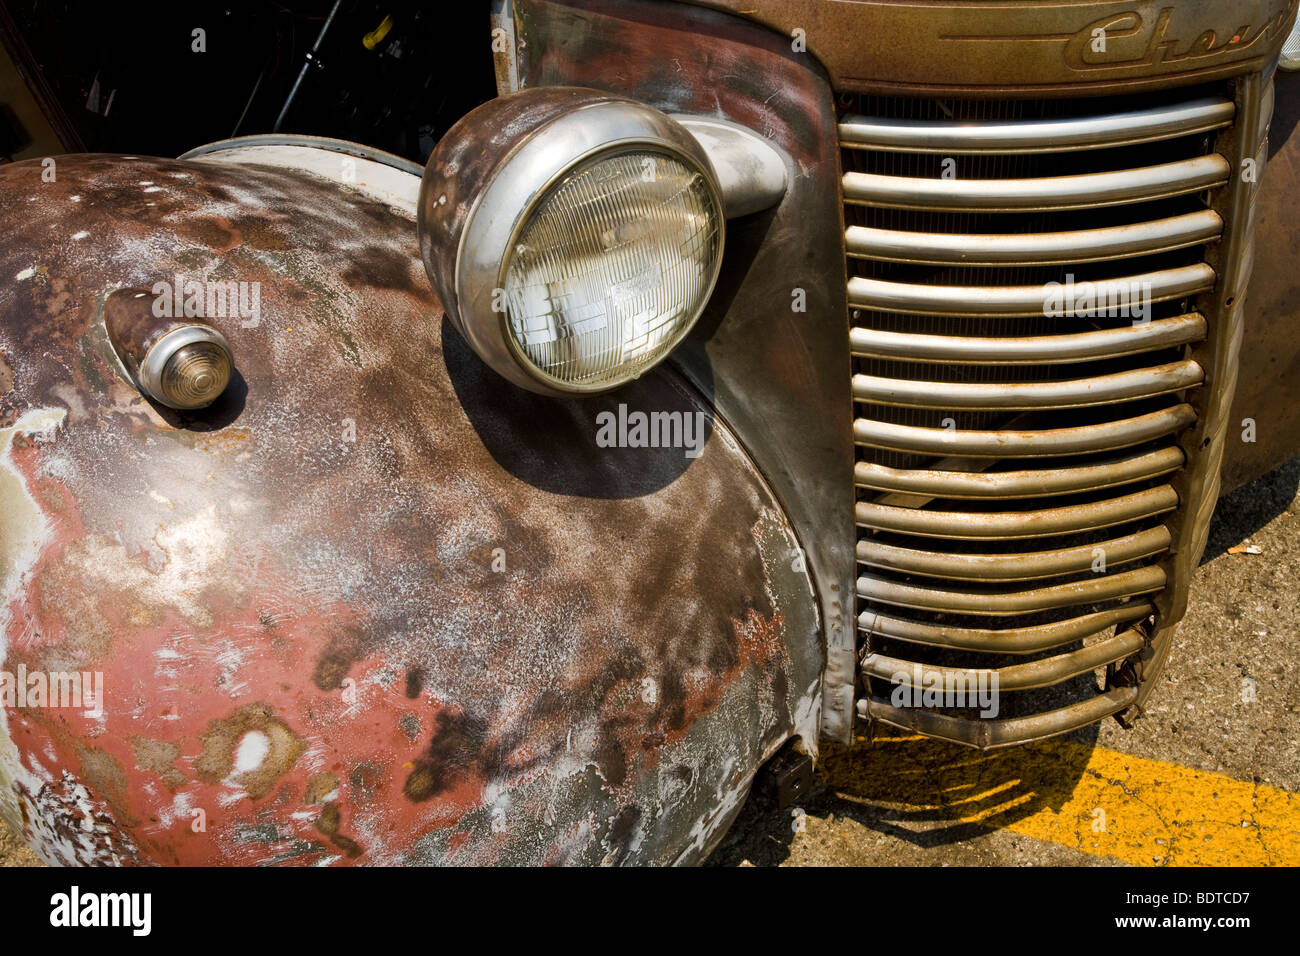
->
[420,88,725,396]
[1282,12,1300,70]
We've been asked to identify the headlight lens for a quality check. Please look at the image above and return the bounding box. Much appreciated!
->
[502,149,722,390]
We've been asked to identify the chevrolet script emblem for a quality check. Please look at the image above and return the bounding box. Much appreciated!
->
[947,4,1297,72]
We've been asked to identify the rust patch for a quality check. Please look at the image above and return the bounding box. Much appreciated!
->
[304,771,339,805]
[349,761,382,803]
[312,622,365,691]
[193,427,252,455]
[78,746,137,827]
[399,713,421,742]
[129,736,187,789]
[195,703,305,799]
[403,710,487,803]
[339,244,421,294]
[314,802,364,858]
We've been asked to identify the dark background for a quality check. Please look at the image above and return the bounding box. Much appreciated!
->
[0,0,497,163]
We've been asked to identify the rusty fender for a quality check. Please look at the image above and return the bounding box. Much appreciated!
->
[0,151,822,865]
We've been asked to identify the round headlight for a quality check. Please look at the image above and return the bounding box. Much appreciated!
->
[419,88,725,395]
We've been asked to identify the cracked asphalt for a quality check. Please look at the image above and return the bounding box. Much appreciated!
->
[3,456,1297,867]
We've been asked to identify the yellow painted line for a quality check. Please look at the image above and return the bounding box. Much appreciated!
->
[821,735,1300,866]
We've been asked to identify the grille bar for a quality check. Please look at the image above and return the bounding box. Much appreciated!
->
[854,446,1186,499]
[857,526,1171,581]
[858,565,1167,615]
[849,313,1207,364]
[857,485,1178,539]
[848,264,1215,316]
[853,360,1203,409]
[854,405,1198,456]
[862,688,1140,750]
[839,97,1235,154]
[843,155,1231,211]
[863,629,1147,691]
[859,605,1154,654]
[846,210,1223,266]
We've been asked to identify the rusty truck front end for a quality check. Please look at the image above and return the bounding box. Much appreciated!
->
[1,0,1298,865]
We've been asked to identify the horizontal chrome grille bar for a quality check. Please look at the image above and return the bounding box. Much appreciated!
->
[845,210,1223,266]
[849,313,1207,364]
[858,604,1153,654]
[853,404,1197,457]
[853,360,1203,410]
[842,154,1230,212]
[857,565,1166,614]
[856,485,1178,540]
[862,687,1140,750]
[839,97,1235,154]
[857,526,1171,580]
[863,628,1147,692]
[847,264,1216,317]
[854,446,1186,499]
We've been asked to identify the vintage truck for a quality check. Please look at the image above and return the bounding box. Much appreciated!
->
[1,0,1298,865]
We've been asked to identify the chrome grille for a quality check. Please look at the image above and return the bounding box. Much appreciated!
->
[841,87,1241,748]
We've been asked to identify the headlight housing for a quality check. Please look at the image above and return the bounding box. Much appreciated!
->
[1283,12,1300,71]
[419,87,725,395]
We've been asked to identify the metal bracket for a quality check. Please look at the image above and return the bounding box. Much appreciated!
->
[758,740,815,810]
[672,115,789,218]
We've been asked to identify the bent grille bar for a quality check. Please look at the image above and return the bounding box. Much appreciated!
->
[861,688,1140,750]
[858,565,1167,614]
[854,446,1186,499]
[857,526,1172,581]
[841,82,1258,749]
[859,604,1155,654]
[863,629,1148,692]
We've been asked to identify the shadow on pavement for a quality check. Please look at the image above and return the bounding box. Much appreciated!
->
[711,725,1099,866]
[1202,455,1300,564]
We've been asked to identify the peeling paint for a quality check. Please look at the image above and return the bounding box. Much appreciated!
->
[0,152,822,865]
